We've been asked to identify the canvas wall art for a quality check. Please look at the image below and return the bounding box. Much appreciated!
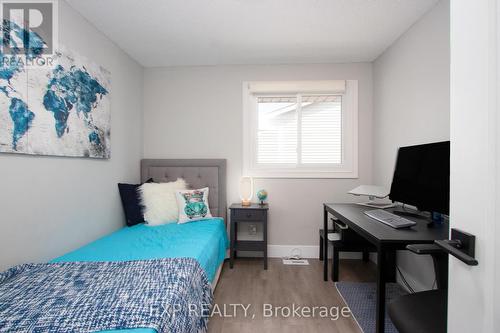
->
[0,21,111,158]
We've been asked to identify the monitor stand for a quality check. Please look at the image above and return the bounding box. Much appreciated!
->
[356,201,395,209]
[355,195,395,209]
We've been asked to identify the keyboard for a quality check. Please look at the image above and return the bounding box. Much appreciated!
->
[364,209,417,229]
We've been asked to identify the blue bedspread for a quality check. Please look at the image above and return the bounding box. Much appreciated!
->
[49,218,229,333]
[53,218,228,283]
[0,258,212,333]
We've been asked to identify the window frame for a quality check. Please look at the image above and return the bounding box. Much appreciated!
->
[242,80,359,179]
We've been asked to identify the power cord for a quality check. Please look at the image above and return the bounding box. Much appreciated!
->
[396,266,415,294]
[283,248,302,260]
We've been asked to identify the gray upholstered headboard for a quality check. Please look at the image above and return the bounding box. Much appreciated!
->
[141,159,227,222]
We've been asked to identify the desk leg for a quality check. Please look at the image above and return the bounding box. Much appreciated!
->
[434,253,449,290]
[323,207,328,281]
[332,246,339,282]
[376,247,386,333]
[385,250,397,282]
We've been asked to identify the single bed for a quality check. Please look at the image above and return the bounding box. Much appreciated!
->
[55,159,228,288]
[0,159,228,333]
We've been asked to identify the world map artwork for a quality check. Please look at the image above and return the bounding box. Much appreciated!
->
[0,20,111,158]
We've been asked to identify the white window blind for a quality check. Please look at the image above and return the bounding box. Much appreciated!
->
[256,95,342,165]
[257,97,298,164]
[301,95,342,164]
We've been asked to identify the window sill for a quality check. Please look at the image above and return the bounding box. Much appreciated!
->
[245,170,359,179]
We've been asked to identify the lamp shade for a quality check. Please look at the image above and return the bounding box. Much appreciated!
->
[239,176,253,206]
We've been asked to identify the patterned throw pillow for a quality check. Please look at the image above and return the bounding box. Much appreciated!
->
[176,188,212,224]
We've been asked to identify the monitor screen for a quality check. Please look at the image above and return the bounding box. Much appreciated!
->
[389,141,450,215]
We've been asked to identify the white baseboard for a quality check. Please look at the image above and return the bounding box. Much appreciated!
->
[267,245,317,258]
[234,245,366,260]
[267,245,362,260]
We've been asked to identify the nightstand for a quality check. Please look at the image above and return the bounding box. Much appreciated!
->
[229,203,269,270]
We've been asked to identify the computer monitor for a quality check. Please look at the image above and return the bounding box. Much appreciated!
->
[389,141,450,215]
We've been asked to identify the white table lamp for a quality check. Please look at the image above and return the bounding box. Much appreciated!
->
[239,176,253,206]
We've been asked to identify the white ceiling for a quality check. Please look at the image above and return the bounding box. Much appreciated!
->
[66,0,439,67]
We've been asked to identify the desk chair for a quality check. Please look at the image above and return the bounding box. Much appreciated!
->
[388,244,448,333]
[319,218,375,281]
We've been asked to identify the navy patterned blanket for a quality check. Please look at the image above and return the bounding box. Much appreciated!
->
[0,258,212,333]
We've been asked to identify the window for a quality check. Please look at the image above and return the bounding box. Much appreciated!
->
[243,80,358,178]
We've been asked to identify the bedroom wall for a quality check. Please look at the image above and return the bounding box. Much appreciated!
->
[0,1,143,271]
[372,0,450,291]
[143,63,373,256]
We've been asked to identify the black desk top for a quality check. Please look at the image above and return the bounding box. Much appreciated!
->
[325,203,449,245]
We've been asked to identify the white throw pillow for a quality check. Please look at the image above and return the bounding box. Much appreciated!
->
[176,187,212,224]
[139,178,188,225]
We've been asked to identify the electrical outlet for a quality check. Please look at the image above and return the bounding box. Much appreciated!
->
[248,224,257,235]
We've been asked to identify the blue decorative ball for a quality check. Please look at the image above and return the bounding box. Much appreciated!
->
[257,189,268,203]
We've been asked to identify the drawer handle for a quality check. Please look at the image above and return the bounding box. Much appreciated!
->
[335,222,348,230]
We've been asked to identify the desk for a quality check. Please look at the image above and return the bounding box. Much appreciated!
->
[323,203,448,333]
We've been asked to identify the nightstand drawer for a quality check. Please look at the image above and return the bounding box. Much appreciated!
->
[233,209,265,221]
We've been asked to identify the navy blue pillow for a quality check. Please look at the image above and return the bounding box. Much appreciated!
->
[118,178,153,226]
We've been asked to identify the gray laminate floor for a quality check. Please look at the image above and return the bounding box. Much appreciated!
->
[208,258,377,333]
